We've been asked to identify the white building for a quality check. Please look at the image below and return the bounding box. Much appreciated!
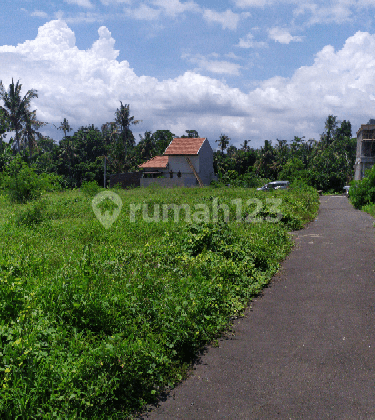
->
[139,137,216,187]
[354,121,375,180]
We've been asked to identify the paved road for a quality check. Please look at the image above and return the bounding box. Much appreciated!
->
[141,196,375,419]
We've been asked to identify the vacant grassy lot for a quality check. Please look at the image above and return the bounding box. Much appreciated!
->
[0,185,319,418]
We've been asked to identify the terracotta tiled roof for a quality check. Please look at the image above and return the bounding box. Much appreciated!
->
[139,156,169,169]
[164,137,206,155]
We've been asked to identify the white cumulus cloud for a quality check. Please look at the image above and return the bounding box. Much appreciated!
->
[100,0,131,4]
[124,4,161,20]
[122,0,200,21]
[1,21,375,146]
[182,53,242,75]
[202,9,241,31]
[236,33,268,48]
[233,0,296,7]
[151,0,200,17]
[268,27,303,44]
[64,0,94,8]
[31,10,49,18]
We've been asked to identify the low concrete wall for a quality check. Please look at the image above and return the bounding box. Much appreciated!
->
[109,172,142,188]
[140,177,197,188]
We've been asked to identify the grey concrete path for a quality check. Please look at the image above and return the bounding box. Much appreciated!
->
[141,196,375,420]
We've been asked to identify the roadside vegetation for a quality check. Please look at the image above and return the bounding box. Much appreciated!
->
[349,164,375,216]
[0,183,319,418]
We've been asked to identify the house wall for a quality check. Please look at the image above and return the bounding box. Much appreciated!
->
[140,178,197,188]
[197,139,215,185]
[168,155,199,173]
[142,169,168,178]
[354,125,375,180]
[354,129,363,180]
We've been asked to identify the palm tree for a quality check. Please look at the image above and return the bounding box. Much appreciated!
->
[101,121,118,149]
[55,118,73,138]
[216,134,230,155]
[240,139,251,151]
[0,79,38,153]
[138,131,156,162]
[21,109,47,160]
[322,115,339,146]
[58,134,78,181]
[115,102,141,155]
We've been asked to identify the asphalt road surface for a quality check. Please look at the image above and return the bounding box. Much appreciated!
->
[141,196,375,420]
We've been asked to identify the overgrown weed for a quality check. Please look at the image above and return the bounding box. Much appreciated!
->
[0,186,319,418]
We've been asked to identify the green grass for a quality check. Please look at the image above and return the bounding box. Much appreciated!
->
[0,185,319,418]
[361,202,375,218]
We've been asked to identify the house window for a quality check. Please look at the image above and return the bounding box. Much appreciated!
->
[362,140,375,157]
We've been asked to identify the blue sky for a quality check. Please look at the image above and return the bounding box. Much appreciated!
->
[2,0,375,148]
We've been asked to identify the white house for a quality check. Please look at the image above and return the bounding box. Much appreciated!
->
[139,137,216,187]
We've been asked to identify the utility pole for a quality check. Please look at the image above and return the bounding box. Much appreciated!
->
[102,155,111,188]
[104,156,107,188]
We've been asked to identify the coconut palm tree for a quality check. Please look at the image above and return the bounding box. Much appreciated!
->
[216,134,230,155]
[0,79,38,153]
[55,118,73,138]
[21,109,47,160]
[114,102,141,154]
[138,131,156,162]
[240,139,251,151]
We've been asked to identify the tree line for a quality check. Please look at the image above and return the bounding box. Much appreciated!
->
[0,79,357,192]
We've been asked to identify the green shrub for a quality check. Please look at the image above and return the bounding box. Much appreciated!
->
[241,174,269,188]
[43,173,65,192]
[2,157,58,203]
[349,165,375,209]
[110,182,123,192]
[15,200,47,227]
[80,180,102,197]
[211,173,269,189]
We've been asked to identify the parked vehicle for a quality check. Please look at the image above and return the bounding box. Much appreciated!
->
[257,181,290,191]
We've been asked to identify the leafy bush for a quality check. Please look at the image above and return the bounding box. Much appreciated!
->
[289,179,313,191]
[80,180,102,197]
[1,157,59,203]
[349,165,375,209]
[43,173,65,192]
[15,200,48,227]
[110,182,124,193]
[278,157,309,183]
[212,172,269,189]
